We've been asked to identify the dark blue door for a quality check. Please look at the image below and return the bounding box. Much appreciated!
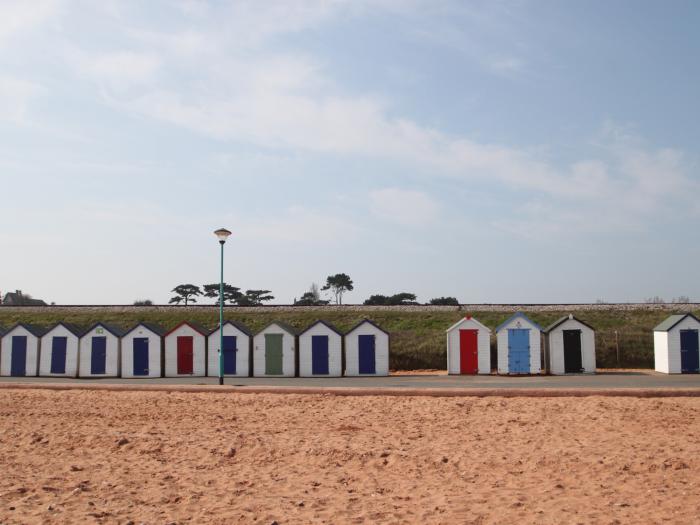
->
[133,337,149,376]
[358,335,376,374]
[680,330,699,373]
[11,336,27,377]
[508,329,530,374]
[91,336,107,375]
[50,337,67,374]
[223,335,237,374]
[311,335,329,375]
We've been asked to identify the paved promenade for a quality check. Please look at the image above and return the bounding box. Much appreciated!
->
[0,371,698,396]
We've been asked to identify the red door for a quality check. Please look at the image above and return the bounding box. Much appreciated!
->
[177,336,194,374]
[459,329,478,374]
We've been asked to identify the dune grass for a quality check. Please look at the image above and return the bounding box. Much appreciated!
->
[0,306,697,370]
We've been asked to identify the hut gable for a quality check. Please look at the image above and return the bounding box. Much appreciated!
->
[496,312,542,375]
[654,314,700,374]
[344,319,390,376]
[543,314,596,374]
[121,323,165,378]
[163,321,208,377]
[39,323,83,377]
[446,316,492,375]
[0,324,43,377]
[208,321,253,377]
[79,323,124,377]
[253,322,297,377]
[298,320,343,377]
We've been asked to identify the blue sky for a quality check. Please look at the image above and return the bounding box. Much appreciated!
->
[1,0,698,305]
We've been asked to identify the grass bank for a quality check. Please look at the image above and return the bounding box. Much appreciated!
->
[0,306,697,370]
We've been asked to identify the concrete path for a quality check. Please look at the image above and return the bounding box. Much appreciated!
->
[0,371,700,395]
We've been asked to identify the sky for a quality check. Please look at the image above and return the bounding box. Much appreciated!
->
[1,0,699,305]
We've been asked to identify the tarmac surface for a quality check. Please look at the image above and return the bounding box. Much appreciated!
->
[0,370,699,390]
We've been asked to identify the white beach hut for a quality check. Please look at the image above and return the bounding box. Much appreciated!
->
[253,322,297,377]
[344,319,390,376]
[208,321,252,377]
[446,316,491,375]
[0,323,44,377]
[543,314,596,374]
[121,323,165,378]
[39,323,83,377]
[298,320,343,377]
[496,312,542,375]
[654,313,700,374]
[79,323,125,377]
[164,321,208,377]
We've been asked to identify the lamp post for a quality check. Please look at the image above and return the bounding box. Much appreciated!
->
[214,228,232,385]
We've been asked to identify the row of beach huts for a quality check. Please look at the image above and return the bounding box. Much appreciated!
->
[0,312,697,377]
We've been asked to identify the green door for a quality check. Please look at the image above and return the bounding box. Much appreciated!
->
[265,333,284,375]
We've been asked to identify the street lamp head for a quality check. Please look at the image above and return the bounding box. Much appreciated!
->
[214,228,232,243]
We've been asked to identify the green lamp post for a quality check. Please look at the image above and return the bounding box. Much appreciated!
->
[214,227,232,385]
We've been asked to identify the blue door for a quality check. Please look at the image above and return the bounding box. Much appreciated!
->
[133,337,149,376]
[223,335,237,374]
[91,336,107,375]
[358,335,376,374]
[680,329,699,373]
[508,329,530,374]
[311,335,329,375]
[11,336,27,377]
[50,336,67,374]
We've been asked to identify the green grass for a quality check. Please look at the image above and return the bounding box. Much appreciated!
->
[0,307,697,370]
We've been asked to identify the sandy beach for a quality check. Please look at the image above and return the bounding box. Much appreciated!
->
[0,389,698,524]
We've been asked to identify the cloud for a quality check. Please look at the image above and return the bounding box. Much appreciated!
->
[0,0,59,46]
[370,188,438,226]
[0,75,44,124]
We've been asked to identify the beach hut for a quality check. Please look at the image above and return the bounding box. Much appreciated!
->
[121,323,165,378]
[79,323,125,377]
[207,321,252,377]
[164,321,208,377]
[496,312,542,375]
[654,313,700,374]
[298,320,343,377]
[344,319,390,376]
[446,316,491,374]
[253,322,297,377]
[39,323,83,377]
[543,314,596,374]
[0,323,44,377]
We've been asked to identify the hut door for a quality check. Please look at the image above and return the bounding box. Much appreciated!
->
[563,330,583,373]
[11,336,27,377]
[508,329,530,374]
[358,335,376,374]
[312,335,329,375]
[91,336,107,374]
[680,330,699,373]
[50,337,67,374]
[222,336,237,375]
[265,334,284,375]
[177,336,194,374]
[459,329,478,374]
[133,337,149,376]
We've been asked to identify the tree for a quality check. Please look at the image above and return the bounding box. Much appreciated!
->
[237,289,274,306]
[133,299,153,306]
[673,295,691,303]
[202,283,243,305]
[363,292,418,305]
[363,294,390,305]
[429,297,459,306]
[294,283,330,306]
[321,273,354,305]
[169,284,202,306]
[389,292,418,305]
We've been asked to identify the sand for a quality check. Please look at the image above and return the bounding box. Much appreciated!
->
[0,390,698,524]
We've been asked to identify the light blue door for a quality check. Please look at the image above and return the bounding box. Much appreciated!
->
[508,329,530,374]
